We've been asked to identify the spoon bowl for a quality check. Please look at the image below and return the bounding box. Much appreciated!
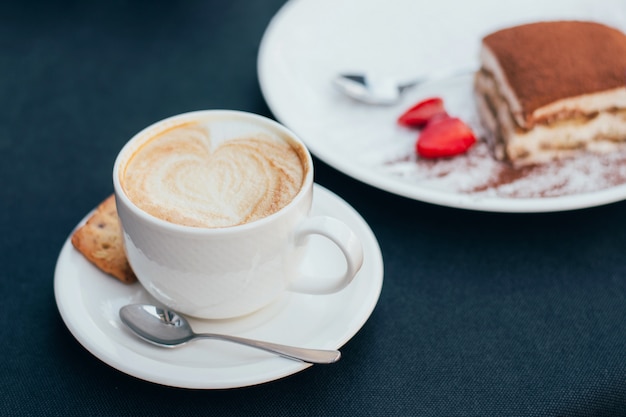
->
[119,304,341,364]
[332,73,416,105]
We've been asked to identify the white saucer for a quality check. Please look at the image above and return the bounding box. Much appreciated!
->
[54,184,383,389]
[258,0,626,212]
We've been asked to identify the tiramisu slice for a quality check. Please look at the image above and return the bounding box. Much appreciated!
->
[474,21,626,166]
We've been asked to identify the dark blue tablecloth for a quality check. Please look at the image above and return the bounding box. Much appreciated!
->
[2,1,625,415]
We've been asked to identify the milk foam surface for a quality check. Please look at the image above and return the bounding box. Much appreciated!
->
[121,117,307,228]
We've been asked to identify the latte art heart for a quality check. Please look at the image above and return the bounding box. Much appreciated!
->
[121,122,306,228]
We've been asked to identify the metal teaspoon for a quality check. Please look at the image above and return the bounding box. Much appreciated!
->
[332,67,475,105]
[119,304,341,364]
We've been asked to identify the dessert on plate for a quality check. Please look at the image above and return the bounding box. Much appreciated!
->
[474,20,626,166]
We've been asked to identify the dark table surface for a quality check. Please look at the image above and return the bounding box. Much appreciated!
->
[3,1,626,416]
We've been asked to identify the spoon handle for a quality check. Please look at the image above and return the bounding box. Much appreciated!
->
[195,333,341,364]
[399,66,477,90]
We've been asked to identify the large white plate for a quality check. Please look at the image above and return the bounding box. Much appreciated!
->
[54,184,383,389]
[258,0,626,212]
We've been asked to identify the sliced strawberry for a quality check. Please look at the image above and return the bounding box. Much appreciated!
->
[416,117,476,158]
[398,97,448,128]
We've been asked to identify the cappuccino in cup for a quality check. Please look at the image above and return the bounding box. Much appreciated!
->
[113,110,363,319]
[119,115,308,228]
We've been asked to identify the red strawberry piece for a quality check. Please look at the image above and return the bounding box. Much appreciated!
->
[416,117,476,158]
[397,97,448,128]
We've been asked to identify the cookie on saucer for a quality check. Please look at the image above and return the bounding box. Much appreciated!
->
[71,194,137,284]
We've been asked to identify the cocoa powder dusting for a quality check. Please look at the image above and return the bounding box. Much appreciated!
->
[470,163,535,194]
[382,140,626,199]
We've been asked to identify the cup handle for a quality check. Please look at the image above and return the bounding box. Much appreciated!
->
[288,216,364,294]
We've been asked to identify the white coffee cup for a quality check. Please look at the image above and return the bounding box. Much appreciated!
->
[113,110,364,319]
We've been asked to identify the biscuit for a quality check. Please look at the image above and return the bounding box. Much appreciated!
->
[71,194,137,284]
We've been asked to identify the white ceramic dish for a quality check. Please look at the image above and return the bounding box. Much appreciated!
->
[258,0,626,212]
[54,184,383,389]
